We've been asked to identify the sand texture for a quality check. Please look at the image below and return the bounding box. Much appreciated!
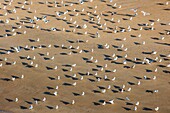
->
[0,0,170,113]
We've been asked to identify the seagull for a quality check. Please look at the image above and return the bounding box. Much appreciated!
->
[137,81,141,85]
[123,48,128,51]
[21,75,24,79]
[104,64,108,68]
[13,61,16,65]
[35,64,38,68]
[138,34,142,37]
[113,57,118,61]
[154,107,159,112]
[97,78,101,82]
[0,63,2,67]
[29,105,33,110]
[167,64,170,67]
[53,91,58,96]
[42,97,46,102]
[54,66,58,70]
[104,75,108,80]
[12,77,15,81]
[46,52,50,56]
[154,68,158,72]
[102,101,106,105]
[131,64,136,69]
[57,76,60,80]
[72,64,77,67]
[135,101,140,106]
[81,92,85,96]
[94,59,98,63]
[108,99,114,104]
[55,86,59,90]
[80,76,84,80]
[124,54,128,58]
[123,60,127,65]
[51,56,55,60]
[120,89,124,93]
[113,69,117,73]
[107,85,111,89]
[126,97,130,101]
[30,61,34,65]
[112,54,115,57]
[15,98,18,102]
[70,68,73,71]
[4,58,7,61]
[100,67,104,71]
[122,85,126,89]
[153,76,156,80]
[112,77,116,81]
[101,89,106,93]
[71,100,75,105]
[134,106,137,111]
[35,100,38,105]
[154,90,159,93]
[127,87,131,92]
[152,51,157,55]
[73,74,76,78]
[144,76,147,80]
[55,105,59,109]
[72,82,77,86]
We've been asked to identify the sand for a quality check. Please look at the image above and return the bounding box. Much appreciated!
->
[0,0,170,113]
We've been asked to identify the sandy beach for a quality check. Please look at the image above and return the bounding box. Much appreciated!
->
[0,0,170,113]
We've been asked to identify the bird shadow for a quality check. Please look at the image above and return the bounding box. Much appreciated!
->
[99,100,105,103]
[146,90,153,93]
[63,82,72,86]
[112,89,119,93]
[142,51,152,54]
[128,81,135,85]
[44,92,53,96]
[47,86,54,90]
[134,76,142,80]
[29,39,36,42]
[93,102,100,106]
[143,107,153,111]
[117,97,125,101]
[88,78,95,82]
[158,65,166,68]
[20,106,27,109]
[48,76,56,80]
[11,75,19,79]
[64,74,72,78]
[46,106,54,109]
[73,92,80,96]
[1,78,11,81]
[25,101,33,104]
[146,69,152,72]
[98,86,105,89]
[123,107,131,111]
[124,66,131,69]
[163,70,170,74]
[60,53,68,55]
[33,98,41,101]
[114,85,121,89]
[46,66,53,70]
[5,98,13,102]
[62,69,69,72]
[126,102,134,105]
[151,37,159,40]
[60,100,70,105]
[93,90,101,93]
[44,57,50,60]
